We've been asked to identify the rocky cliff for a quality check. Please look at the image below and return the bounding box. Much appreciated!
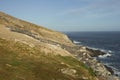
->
[0,12,119,80]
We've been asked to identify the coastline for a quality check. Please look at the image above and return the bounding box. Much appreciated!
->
[72,40,119,74]
[70,41,120,80]
[85,46,115,74]
[84,46,120,77]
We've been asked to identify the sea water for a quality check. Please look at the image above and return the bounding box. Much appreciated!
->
[65,31,120,76]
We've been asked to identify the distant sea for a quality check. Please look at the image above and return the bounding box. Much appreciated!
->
[65,31,120,76]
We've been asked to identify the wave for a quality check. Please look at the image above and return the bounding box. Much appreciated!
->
[72,39,113,56]
[99,50,114,58]
[98,53,112,58]
[73,40,81,44]
[86,46,113,58]
[98,50,113,58]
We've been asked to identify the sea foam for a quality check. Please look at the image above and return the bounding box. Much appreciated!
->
[73,40,81,44]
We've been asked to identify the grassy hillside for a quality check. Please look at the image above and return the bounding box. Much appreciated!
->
[0,38,97,80]
[0,12,73,46]
[0,11,100,80]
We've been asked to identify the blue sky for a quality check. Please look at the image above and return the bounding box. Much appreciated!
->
[0,0,120,31]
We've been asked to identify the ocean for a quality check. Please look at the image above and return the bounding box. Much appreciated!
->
[65,31,120,76]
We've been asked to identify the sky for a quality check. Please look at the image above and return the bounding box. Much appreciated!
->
[0,0,120,31]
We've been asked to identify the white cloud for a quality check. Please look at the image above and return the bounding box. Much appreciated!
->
[57,0,120,18]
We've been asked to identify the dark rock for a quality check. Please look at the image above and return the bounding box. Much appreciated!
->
[104,65,114,75]
[86,48,106,57]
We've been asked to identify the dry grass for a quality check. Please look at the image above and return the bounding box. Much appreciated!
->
[0,38,97,80]
[0,11,98,80]
[0,11,73,46]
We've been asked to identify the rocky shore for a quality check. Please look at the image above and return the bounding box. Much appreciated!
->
[7,26,120,80]
[68,45,120,80]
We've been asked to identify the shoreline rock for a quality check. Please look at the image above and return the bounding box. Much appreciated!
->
[104,65,114,75]
[77,46,120,80]
[61,44,120,80]
[85,47,106,57]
